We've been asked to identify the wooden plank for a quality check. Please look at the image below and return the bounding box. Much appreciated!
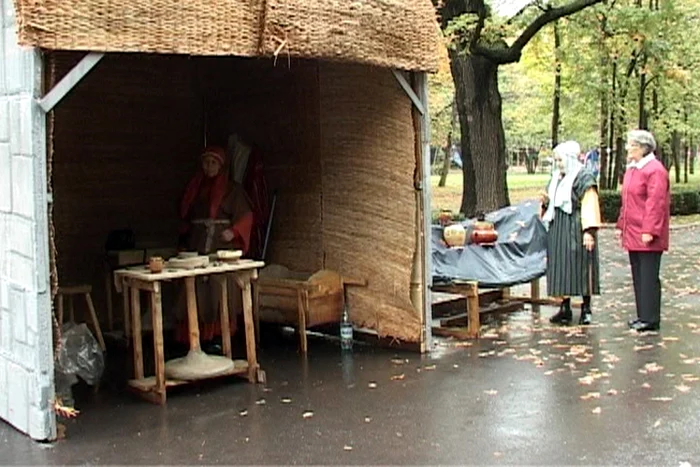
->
[123,278,157,292]
[130,287,144,380]
[128,363,250,391]
[239,277,259,382]
[150,283,165,403]
[391,69,426,115]
[185,277,201,352]
[439,301,525,327]
[38,52,105,112]
[219,277,232,359]
[115,260,264,283]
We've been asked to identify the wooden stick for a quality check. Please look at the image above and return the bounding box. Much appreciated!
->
[530,278,541,302]
[219,276,232,359]
[296,290,308,354]
[184,277,201,352]
[150,282,166,404]
[130,287,144,380]
[122,282,131,341]
[57,293,64,327]
[239,275,258,382]
[465,283,480,338]
[84,292,106,351]
[253,280,261,345]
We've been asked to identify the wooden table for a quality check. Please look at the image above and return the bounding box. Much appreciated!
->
[114,259,265,404]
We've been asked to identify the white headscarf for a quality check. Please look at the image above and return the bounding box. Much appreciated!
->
[542,140,583,226]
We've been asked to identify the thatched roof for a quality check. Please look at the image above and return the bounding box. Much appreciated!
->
[13,0,441,71]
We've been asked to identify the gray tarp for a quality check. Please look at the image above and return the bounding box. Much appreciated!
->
[431,201,547,288]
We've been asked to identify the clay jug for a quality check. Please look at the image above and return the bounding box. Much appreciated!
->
[443,224,466,247]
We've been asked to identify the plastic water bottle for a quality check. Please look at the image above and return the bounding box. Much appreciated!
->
[340,287,353,350]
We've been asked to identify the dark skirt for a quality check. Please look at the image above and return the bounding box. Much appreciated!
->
[546,208,600,297]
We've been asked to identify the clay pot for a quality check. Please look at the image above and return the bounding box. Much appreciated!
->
[438,210,453,227]
[443,224,466,247]
[149,256,164,273]
[470,220,498,245]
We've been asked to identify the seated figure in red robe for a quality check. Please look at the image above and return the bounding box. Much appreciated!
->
[174,146,253,351]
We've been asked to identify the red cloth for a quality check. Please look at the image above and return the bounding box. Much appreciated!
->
[616,158,670,252]
[229,211,254,255]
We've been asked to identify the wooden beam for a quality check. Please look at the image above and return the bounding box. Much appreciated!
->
[392,70,426,115]
[38,52,104,112]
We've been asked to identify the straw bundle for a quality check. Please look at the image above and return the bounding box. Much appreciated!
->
[13,0,440,72]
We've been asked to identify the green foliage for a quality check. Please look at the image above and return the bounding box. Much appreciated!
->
[598,187,700,222]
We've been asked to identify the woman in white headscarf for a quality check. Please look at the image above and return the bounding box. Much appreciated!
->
[541,141,602,325]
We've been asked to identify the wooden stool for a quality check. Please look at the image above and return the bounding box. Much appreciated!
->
[57,285,106,352]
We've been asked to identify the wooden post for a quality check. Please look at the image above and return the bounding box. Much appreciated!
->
[104,262,114,331]
[149,282,166,404]
[253,280,261,345]
[238,274,258,382]
[530,278,541,301]
[501,287,511,300]
[84,292,106,351]
[465,281,480,338]
[130,287,144,380]
[184,277,201,352]
[219,276,232,359]
[122,281,131,340]
[57,294,64,326]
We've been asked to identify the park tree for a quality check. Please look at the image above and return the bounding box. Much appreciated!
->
[436,0,604,216]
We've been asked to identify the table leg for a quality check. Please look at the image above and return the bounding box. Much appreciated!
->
[296,290,308,354]
[122,282,131,342]
[466,282,480,339]
[105,263,114,331]
[150,282,166,405]
[240,275,259,382]
[219,276,232,359]
[130,287,144,379]
[253,281,261,345]
[185,277,201,352]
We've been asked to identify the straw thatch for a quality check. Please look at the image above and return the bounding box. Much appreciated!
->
[13,0,441,72]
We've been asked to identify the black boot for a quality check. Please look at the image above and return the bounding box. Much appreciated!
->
[579,304,592,325]
[550,299,572,325]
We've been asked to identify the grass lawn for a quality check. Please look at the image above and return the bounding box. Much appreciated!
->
[431,166,700,223]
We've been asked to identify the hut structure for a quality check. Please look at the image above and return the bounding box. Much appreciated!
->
[0,0,441,440]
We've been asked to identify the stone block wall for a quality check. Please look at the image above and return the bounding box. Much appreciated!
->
[0,0,56,440]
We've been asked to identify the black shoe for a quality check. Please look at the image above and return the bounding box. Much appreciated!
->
[579,305,592,326]
[628,317,641,327]
[630,321,660,332]
[550,302,572,325]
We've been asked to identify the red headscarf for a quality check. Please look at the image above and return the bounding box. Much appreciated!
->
[180,146,228,220]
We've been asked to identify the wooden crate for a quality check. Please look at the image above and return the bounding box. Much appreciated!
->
[254,265,365,352]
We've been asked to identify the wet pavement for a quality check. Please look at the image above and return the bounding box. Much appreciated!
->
[2,227,700,465]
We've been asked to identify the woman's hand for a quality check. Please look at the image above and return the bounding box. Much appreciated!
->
[583,231,595,251]
[641,233,654,244]
[220,229,234,242]
[539,190,549,206]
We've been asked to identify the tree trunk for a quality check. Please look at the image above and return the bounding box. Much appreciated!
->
[690,137,695,175]
[672,130,681,183]
[551,21,562,148]
[606,59,617,188]
[598,60,609,190]
[683,135,689,184]
[438,101,456,187]
[450,51,509,216]
[638,58,647,129]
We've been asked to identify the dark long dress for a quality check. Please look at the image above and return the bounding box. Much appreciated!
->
[546,169,600,297]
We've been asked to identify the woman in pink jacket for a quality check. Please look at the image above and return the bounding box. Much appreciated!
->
[615,130,670,332]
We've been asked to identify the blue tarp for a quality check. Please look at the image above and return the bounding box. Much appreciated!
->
[431,201,548,288]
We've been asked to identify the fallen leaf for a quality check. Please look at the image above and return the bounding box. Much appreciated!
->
[424,365,436,371]
[484,389,498,395]
[681,374,700,382]
[578,376,595,386]
[662,336,679,342]
[653,419,662,428]
[364,417,371,423]
[396,432,403,438]
[544,370,554,376]
[644,362,664,373]
[682,359,697,365]
[641,383,651,389]
[281,398,292,404]
[607,389,618,396]
[634,345,654,352]
[453,364,460,368]
[493,452,503,457]
[591,407,602,414]
[580,392,601,400]
[239,410,248,416]
[343,445,353,451]
[255,399,266,405]
[650,397,673,402]
[390,374,405,381]
[454,342,473,347]
[368,382,378,389]
[675,384,691,393]
[303,410,314,419]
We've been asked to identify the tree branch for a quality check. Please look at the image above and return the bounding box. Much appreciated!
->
[476,0,605,64]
